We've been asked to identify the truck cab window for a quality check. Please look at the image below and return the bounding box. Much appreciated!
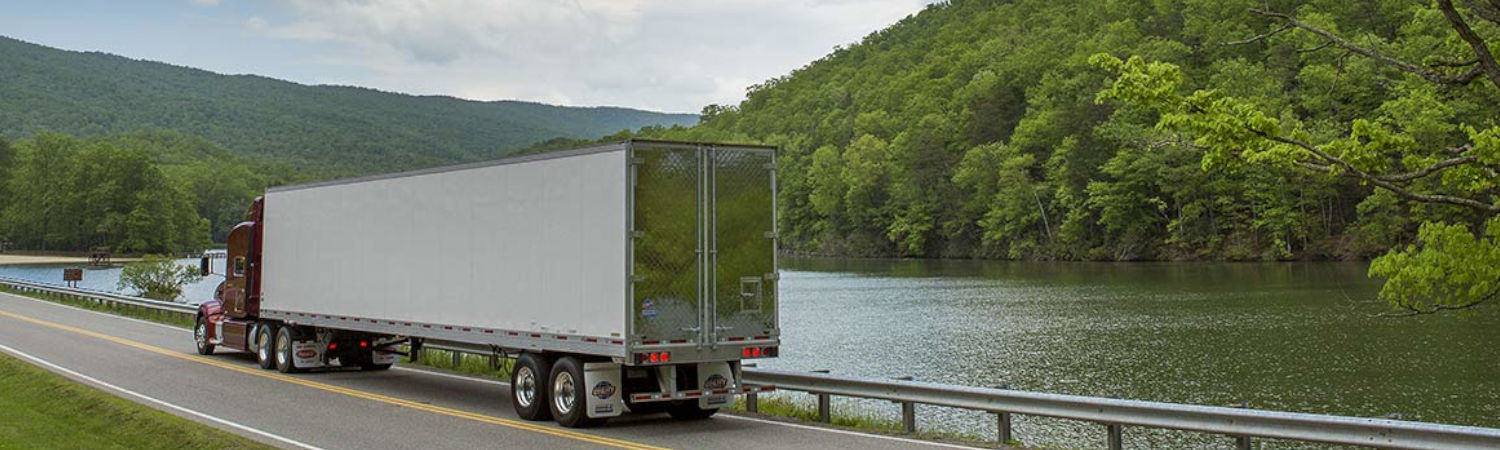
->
[233,256,246,276]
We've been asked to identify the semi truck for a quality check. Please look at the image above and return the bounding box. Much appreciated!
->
[193,140,780,427]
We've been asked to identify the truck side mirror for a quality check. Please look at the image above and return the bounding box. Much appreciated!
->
[200,256,211,276]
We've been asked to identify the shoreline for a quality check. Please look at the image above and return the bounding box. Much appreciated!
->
[0,254,142,266]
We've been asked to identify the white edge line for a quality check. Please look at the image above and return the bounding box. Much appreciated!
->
[2,291,982,449]
[390,365,981,450]
[0,290,191,333]
[0,343,322,450]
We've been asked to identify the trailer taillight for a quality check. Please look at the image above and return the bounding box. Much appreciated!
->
[359,340,369,348]
[742,347,777,359]
[635,352,671,365]
[328,342,338,351]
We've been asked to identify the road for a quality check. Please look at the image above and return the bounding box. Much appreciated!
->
[0,291,972,450]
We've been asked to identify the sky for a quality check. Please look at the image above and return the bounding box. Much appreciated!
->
[0,0,937,113]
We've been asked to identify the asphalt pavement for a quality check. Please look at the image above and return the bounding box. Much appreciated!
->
[0,291,976,449]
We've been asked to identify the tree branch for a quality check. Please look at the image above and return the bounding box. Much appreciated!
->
[1436,0,1500,90]
[1251,8,1489,86]
[1461,0,1500,26]
[1376,286,1497,317]
[1222,24,1295,46]
[1255,131,1500,212]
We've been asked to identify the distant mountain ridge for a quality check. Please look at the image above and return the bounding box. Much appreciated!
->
[0,35,698,175]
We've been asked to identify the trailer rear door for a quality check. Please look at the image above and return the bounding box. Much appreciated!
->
[629,142,777,346]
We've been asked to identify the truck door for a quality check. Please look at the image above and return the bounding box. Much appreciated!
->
[630,143,705,345]
[709,147,777,344]
[221,222,253,318]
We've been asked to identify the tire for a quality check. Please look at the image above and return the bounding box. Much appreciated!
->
[193,316,214,355]
[274,325,302,374]
[667,401,718,420]
[255,322,276,370]
[510,353,552,421]
[549,356,603,428]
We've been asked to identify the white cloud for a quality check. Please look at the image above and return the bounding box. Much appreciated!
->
[246,0,931,112]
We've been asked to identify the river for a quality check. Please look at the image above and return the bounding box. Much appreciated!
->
[2,257,1495,447]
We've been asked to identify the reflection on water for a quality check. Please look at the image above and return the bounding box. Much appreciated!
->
[763,257,1500,447]
[0,258,224,304]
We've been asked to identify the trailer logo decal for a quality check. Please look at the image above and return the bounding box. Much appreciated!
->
[641,299,658,318]
[703,374,729,390]
[592,381,617,399]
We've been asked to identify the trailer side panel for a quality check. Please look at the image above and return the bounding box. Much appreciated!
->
[261,148,629,342]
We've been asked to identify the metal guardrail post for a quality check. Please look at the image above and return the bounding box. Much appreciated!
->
[1231,402,1252,450]
[451,349,462,367]
[1107,423,1124,450]
[900,401,916,434]
[746,392,758,413]
[997,412,1013,445]
[817,393,831,423]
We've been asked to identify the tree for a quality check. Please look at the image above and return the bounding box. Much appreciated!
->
[1093,0,1500,313]
[118,254,203,301]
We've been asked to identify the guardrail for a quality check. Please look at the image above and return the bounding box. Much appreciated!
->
[0,276,197,321]
[3,278,1498,449]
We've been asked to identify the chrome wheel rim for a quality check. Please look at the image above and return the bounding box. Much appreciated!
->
[194,323,207,349]
[552,370,576,415]
[257,330,270,361]
[275,332,289,367]
[515,366,536,408]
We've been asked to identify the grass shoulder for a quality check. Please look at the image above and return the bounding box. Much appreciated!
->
[0,351,272,449]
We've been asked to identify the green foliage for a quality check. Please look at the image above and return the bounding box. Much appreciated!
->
[0,36,697,177]
[1,132,212,252]
[1371,219,1500,313]
[118,254,203,301]
[1091,1,1500,311]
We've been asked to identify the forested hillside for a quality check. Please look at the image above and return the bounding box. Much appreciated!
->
[0,36,697,176]
[643,0,1500,268]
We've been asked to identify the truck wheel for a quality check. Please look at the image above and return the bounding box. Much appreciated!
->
[667,401,718,420]
[274,325,302,374]
[193,316,214,355]
[549,357,603,428]
[255,323,277,370]
[511,353,552,421]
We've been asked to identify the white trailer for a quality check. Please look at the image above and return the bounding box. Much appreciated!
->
[194,140,779,427]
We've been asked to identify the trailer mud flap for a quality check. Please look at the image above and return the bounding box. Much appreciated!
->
[584,362,624,419]
[293,340,326,368]
[697,361,734,409]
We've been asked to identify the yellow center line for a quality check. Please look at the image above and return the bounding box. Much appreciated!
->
[0,308,668,450]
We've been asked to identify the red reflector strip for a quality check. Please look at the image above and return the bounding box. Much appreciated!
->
[669,339,688,344]
[642,340,659,345]
[713,389,730,395]
[610,340,624,345]
[484,330,494,334]
[754,335,770,340]
[726,336,745,342]
[555,335,567,340]
[583,337,598,343]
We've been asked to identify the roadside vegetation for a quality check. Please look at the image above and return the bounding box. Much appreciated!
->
[117,254,203,301]
[0,351,271,449]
